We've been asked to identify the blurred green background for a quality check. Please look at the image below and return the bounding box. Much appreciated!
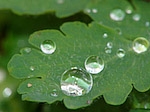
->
[0,10,150,112]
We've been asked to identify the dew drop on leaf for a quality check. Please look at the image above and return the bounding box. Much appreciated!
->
[30,66,35,71]
[117,48,125,58]
[125,6,133,14]
[92,8,98,13]
[107,42,113,48]
[110,9,125,21]
[133,14,141,21]
[145,21,150,27]
[103,33,108,38]
[133,37,149,54]
[61,67,93,96]
[50,89,58,97]
[85,56,104,74]
[24,48,31,53]
[105,47,112,54]
[40,40,56,54]
[27,83,32,87]
[57,0,64,4]
[3,88,12,98]
[84,8,91,13]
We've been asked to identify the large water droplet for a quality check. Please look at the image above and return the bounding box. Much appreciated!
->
[133,14,141,21]
[85,56,104,74]
[40,40,56,54]
[110,9,125,21]
[107,42,113,48]
[61,67,93,96]
[133,37,149,53]
[50,89,58,97]
[3,88,12,97]
[105,47,112,54]
[103,33,108,38]
[117,49,125,58]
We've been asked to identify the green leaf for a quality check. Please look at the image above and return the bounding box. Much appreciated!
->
[0,0,89,17]
[8,21,150,109]
[85,0,150,40]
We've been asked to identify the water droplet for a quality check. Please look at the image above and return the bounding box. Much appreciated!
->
[133,37,149,53]
[87,100,91,104]
[27,83,32,87]
[30,66,35,71]
[117,49,125,58]
[133,14,141,21]
[92,8,98,13]
[85,8,91,13]
[57,0,64,4]
[110,9,125,21]
[24,48,31,53]
[3,88,12,97]
[50,89,58,97]
[85,56,104,74]
[107,42,113,48]
[103,33,108,38]
[40,40,56,54]
[105,47,112,54]
[145,21,150,27]
[61,67,93,96]
[115,28,122,35]
[125,6,133,14]
[0,68,6,83]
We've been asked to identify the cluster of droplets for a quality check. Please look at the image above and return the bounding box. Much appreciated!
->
[84,8,98,14]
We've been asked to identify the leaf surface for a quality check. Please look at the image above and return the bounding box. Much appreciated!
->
[8,21,150,109]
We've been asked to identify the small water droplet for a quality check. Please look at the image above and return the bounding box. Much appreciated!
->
[87,100,91,104]
[57,0,64,4]
[0,68,6,83]
[133,37,149,53]
[50,89,58,97]
[24,48,31,53]
[105,47,112,54]
[107,42,113,48]
[61,67,93,96]
[30,66,35,71]
[92,8,98,13]
[40,40,56,54]
[85,56,104,74]
[117,49,125,58]
[110,9,125,21]
[3,88,12,97]
[27,83,32,87]
[103,33,108,38]
[133,14,141,21]
[145,21,150,27]
[85,8,91,13]
[125,6,133,14]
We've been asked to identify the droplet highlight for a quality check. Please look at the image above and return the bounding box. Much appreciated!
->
[110,9,125,21]
[117,49,125,58]
[50,89,58,97]
[61,67,93,96]
[30,66,35,71]
[103,33,108,38]
[85,56,104,74]
[133,14,141,21]
[40,40,56,54]
[133,37,149,54]
[92,8,98,13]
[107,42,113,48]
[27,83,32,87]
[105,47,112,54]
[3,88,12,98]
